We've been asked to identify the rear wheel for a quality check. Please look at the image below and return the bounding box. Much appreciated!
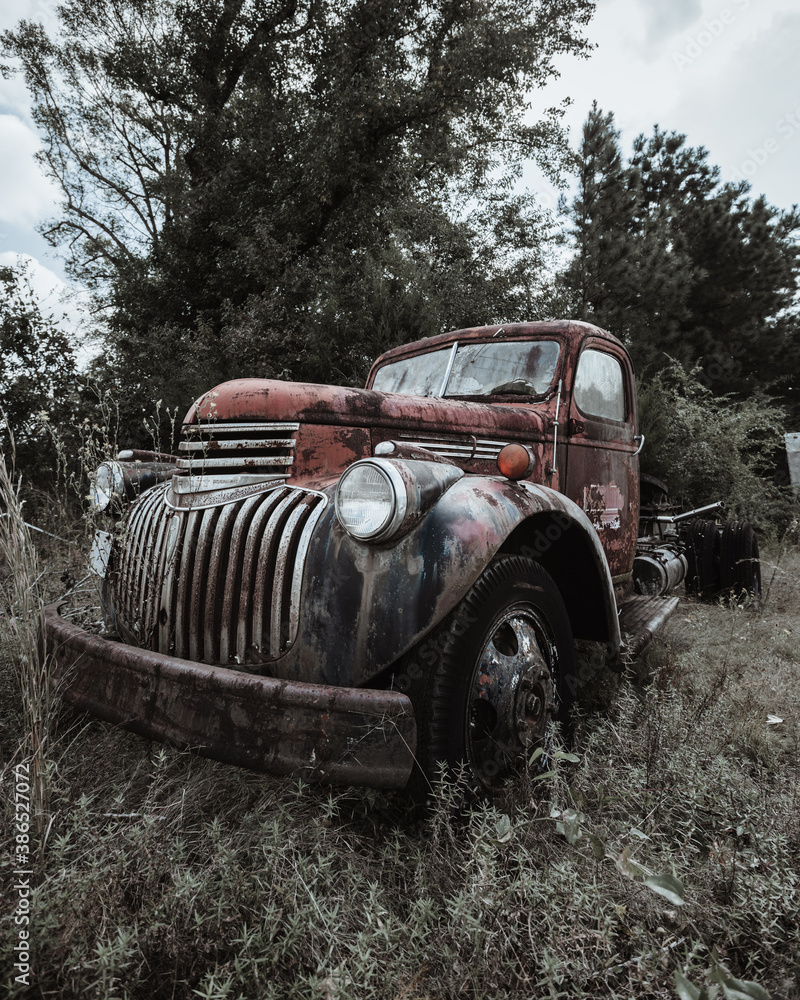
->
[683,519,720,598]
[400,556,575,801]
[720,521,761,600]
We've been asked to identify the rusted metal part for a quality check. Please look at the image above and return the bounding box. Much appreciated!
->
[670,501,726,524]
[375,429,529,475]
[166,479,286,510]
[177,421,299,479]
[111,460,179,502]
[374,439,460,465]
[633,544,688,596]
[109,483,327,666]
[46,604,417,789]
[274,476,620,689]
[185,380,551,456]
[561,333,640,582]
[618,595,680,661]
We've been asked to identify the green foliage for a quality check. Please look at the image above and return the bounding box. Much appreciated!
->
[562,106,800,423]
[2,0,595,411]
[0,263,78,485]
[637,360,794,532]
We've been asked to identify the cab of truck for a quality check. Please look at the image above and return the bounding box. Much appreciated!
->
[367,321,641,584]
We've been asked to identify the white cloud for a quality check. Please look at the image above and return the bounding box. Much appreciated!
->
[525,0,800,213]
[641,0,705,47]
[672,7,800,205]
[0,115,59,228]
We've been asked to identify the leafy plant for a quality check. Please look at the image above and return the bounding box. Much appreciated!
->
[637,360,795,532]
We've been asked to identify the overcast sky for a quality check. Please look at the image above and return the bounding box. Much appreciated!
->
[1,0,799,333]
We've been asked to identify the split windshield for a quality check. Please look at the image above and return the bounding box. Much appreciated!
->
[371,339,561,398]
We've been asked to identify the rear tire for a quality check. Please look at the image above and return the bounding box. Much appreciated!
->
[720,521,761,600]
[683,520,720,599]
[397,556,575,802]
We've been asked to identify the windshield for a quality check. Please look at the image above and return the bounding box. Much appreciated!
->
[371,340,560,398]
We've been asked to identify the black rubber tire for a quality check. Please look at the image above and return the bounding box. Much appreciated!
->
[698,520,721,598]
[683,520,719,597]
[720,521,761,600]
[398,555,575,803]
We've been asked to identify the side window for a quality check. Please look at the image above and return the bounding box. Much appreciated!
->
[574,349,626,421]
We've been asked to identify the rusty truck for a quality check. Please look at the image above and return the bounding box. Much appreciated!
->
[46,320,760,797]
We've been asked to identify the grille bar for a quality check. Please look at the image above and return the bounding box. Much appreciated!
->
[395,432,509,461]
[179,438,296,451]
[111,483,327,666]
[176,456,294,470]
[179,420,298,478]
[183,422,300,434]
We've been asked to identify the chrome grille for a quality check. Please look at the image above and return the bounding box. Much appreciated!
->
[177,421,299,478]
[111,482,326,665]
[395,431,509,462]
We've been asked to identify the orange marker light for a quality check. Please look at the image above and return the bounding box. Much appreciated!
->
[497,444,534,480]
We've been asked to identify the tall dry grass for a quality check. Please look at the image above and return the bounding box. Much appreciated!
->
[0,543,795,999]
[0,434,52,837]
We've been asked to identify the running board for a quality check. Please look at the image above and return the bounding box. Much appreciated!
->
[618,595,680,661]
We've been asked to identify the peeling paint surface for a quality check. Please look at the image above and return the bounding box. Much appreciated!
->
[582,483,623,530]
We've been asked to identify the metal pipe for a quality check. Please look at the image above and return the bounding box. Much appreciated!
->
[549,379,562,477]
[670,501,726,524]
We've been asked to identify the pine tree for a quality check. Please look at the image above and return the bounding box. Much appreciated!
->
[563,103,639,332]
[564,109,800,420]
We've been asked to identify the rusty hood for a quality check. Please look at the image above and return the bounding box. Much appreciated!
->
[185,378,549,441]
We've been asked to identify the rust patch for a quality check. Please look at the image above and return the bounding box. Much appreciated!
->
[582,483,623,530]
[45,604,416,789]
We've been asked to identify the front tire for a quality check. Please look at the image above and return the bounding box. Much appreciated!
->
[400,555,575,801]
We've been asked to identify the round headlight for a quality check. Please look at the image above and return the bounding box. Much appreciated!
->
[89,461,125,512]
[335,461,407,541]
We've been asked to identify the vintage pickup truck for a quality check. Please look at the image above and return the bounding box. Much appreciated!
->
[46,320,759,798]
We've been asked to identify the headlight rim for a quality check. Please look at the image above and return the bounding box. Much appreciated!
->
[335,459,409,542]
[89,460,125,513]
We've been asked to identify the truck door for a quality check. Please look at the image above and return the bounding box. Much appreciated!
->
[564,341,639,582]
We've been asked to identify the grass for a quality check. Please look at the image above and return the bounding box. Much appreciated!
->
[1,510,798,998]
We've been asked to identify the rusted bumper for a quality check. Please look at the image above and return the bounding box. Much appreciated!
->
[45,604,417,789]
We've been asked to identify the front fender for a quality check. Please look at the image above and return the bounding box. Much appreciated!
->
[276,474,620,687]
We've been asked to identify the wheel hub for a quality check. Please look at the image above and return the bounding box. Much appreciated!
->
[466,605,556,790]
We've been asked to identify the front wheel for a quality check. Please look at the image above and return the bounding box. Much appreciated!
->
[399,555,575,800]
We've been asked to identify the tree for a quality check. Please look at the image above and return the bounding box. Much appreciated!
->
[561,103,641,333]
[563,107,800,419]
[3,0,596,418]
[0,263,77,484]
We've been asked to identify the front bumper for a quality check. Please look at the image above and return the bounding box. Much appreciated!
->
[45,604,417,789]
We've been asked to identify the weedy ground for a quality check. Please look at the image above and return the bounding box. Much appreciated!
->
[1,517,798,999]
